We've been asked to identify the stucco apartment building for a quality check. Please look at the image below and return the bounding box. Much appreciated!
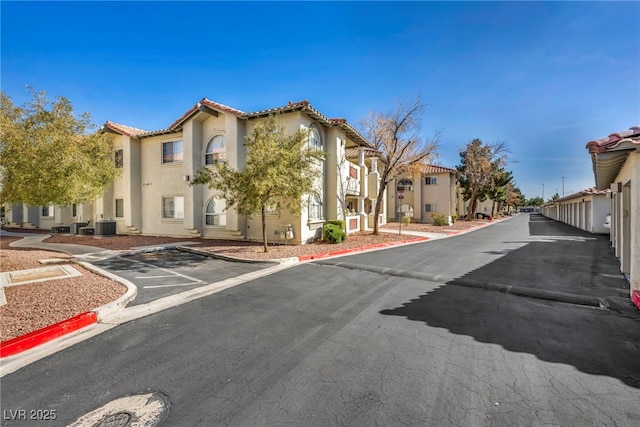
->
[387,165,459,224]
[586,126,640,300]
[4,99,387,244]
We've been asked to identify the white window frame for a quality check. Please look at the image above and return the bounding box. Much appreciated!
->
[309,126,322,151]
[41,205,54,217]
[309,193,323,221]
[425,176,438,185]
[425,203,438,213]
[205,197,226,226]
[205,135,226,165]
[162,140,184,164]
[162,196,184,219]
[397,178,413,192]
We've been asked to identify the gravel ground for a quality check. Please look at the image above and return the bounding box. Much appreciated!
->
[1,238,127,341]
[0,218,494,342]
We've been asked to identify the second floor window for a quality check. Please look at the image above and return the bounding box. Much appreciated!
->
[205,135,226,165]
[397,178,413,192]
[425,176,438,185]
[115,149,124,168]
[309,127,322,150]
[162,140,183,164]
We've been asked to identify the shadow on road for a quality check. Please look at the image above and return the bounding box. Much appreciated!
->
[381,215,640,388]
[528,213,595,237]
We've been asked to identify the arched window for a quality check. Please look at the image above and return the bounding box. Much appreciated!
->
[397,178,413,191]
[309,127,322,150]
[309,193,322,221]
[400,204,414,215]
[205,135,226,165]
[205,197,226,226]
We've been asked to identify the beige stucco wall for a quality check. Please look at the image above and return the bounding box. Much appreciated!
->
[388,172,456,223]
[610,151,639,294]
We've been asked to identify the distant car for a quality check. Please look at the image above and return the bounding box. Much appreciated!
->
[604,214,611,229]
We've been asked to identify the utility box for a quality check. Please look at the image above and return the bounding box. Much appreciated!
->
[95,220,116,236]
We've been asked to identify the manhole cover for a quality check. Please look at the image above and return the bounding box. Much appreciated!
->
[98,412,132,427]
[67,392,170,427]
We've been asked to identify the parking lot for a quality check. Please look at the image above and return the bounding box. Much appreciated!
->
[93,249,275,305]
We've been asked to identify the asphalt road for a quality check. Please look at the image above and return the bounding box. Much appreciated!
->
[2,214,639,426]
[92,249,275,305]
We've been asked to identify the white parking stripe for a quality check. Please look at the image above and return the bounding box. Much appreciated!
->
[143,282,202,289]
[135,275,176,279]
[118,256,205,284]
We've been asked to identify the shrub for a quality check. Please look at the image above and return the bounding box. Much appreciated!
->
[451,214,457,223]
[326,219,346,230]
[323,223,346,244]
[401,216,411,226]
[431,213,448,226]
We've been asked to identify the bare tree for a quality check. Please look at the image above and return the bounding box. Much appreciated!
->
[360,97,439,234]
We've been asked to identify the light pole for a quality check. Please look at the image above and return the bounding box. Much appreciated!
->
[562,176,564,197]
[542,184,545,201]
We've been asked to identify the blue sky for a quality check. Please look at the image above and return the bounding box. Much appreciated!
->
[2,1,639,200]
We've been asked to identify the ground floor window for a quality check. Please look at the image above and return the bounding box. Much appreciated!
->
[205,197,226,226]
[309,193,322,221]
[115,199,124,218]
[425,203,437,213]
[41,205,54,217]
[163,196,184,219]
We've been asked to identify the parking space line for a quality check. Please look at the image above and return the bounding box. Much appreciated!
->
[144,282,202,289]
[119,256,205,284]
[135,275,176,279]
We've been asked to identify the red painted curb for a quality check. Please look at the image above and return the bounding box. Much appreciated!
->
[632,291,640,310]
[0,311,97,358]
[298,237,428,262]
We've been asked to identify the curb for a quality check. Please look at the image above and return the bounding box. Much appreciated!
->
[298,236,429,261]
[0,312,96,358]
[632,291,640,310]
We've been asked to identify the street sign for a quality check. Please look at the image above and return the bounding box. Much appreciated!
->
[398,191,404,200]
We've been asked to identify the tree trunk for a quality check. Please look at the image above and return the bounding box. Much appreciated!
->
[491,200,496,217]
[373,181,387,235]
[466,192,477,221]
[261,206,268,253]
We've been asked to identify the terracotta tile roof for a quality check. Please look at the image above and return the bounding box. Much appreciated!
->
[101,121,149,137]
[102,98,372,147]
[553,187,610,204]
[344,147,382,158]
[586,126,640,153]
[415,164,458,174]
[586,126,640,189]
[169,98,246,130]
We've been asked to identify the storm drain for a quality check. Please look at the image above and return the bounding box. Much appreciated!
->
[67,391,170,427]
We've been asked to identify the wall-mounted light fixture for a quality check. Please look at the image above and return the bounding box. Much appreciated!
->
[184,175,190,182]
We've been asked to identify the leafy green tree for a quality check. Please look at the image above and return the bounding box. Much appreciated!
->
[487,167,513,216]
[525,196,544,207]
[456,139,509,220]
[191,114,326,252]
[0,89,119,206]
[359,96,439,234]
[550,192,560,202]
